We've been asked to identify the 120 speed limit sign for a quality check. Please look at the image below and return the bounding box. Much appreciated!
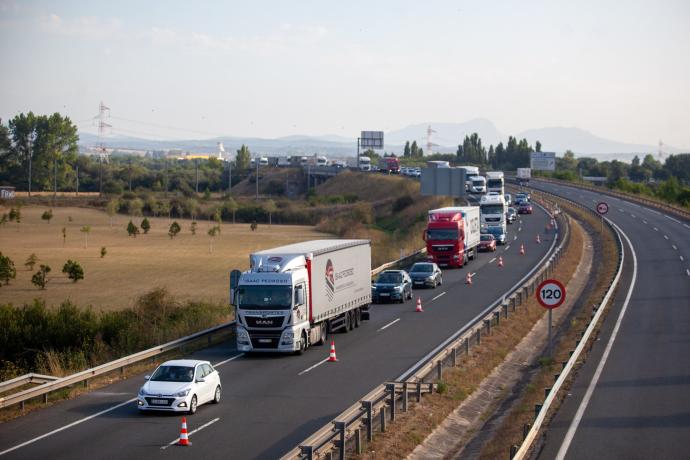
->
[536,279,566,309]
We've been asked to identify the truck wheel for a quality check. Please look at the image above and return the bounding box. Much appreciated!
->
[317,322,328,345]
[295,332,307,355]
[354,309,361,328]
[343,312,352,333]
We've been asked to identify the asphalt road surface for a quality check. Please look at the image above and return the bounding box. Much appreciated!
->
[528,180,690,460]
[0,203,553,460]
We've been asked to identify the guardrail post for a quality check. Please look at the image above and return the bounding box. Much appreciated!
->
[476,328,481,345]
[517,291,522,305]
[44,393,48,405]
[299,445,314,460]
[494,311,500,326]
[511,297,516,311]
[416,382,422,402]
[503,304,509,319]
[562,361,568,370]
[436,360,443,380]
[354,428,362,455]
[510,444,519,459]
[363,401,373,442]
[84,379,89,389]
[380,407,387,432]
[545,388,551,399]
[386,383,396,421]
[20,401,25,412]
[484,319,491,335]
[523,423,531,440]
[465,337,470,355]
[334,421,346,460]
[325,451,333,460]
[402,382,408,412]
[120,366,125,378]
[535,403,542,419]
[452,347,457,367]
[554,373,560,382]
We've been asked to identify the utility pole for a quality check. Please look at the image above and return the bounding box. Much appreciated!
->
[164,158,168,197]
[98,155,103,197]
[356,137,360,172]
[255,158,259,200]
[128,158,132,192]
[227,162,232,193]
[27,132,35,197]
[75,165,79,196]
[54,150,58,200]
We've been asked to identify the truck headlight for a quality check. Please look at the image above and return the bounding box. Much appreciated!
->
[236,328,249,341]
[282,330,294,341]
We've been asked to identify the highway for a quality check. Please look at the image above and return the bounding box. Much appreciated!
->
[0,201,553,459]
[527,180,690,460]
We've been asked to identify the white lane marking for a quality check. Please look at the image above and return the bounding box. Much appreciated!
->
[664,215,681,224]
[161,417,220,449]
[630,202,641,208]
[687,269,690,277]
[0,398,136,456]
[630,214,636,218]
[556,223,638,460]
[489,257,497,264]
[672,245,677,250]
[505,245,511,250]
[680,256,684,262]
[653,227,659,231]
[650,209,662,215]
[431,292,446,302]
[618,208,624,212]
[514,235,518,240]
[518,227,522,232]
[377,318,400,332]
[298,357,330,376]
[214,353,244,368]
[643,220,648,224]
[664,235,669,240]
[684,224,690,229]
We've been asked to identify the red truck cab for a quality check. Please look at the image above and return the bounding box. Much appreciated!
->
[378,157,401,174]
[423,207,481,268]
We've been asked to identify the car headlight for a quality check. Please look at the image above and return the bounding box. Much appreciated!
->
[394,286,402,292]
[138,387,146,396]
[371,285,377,290]
[174,388,191,397]
[426,276,435,281]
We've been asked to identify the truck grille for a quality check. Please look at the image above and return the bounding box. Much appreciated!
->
[245,316,284,328]
[432,245,453,252]
[249,331,283,349]
[485,217,500,222]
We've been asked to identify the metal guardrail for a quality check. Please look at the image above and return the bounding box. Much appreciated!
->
[0,321,235,410]
[510,184,625,460]
[0,248,431,412]
[282,198,570,460]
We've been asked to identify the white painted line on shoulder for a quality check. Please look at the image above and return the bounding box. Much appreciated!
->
[684,224,690,229]
[431,292,446,302]
[489,257,497,264]
[298,357,330,376]
[214,353,244,368]
[161,417,220,450]
[687,269,690,277]
[0,398,137,456]
[650,209,662,215]
[556,223,638,460]
[672,245,677,250]
[664,215,681,224]
[630,214,636,218]
[505,245,511,250]
[653,227,659,231]
[680,256,684,262]
[378,318,400,332]
[664,235,669,240]
[642,220,648,224]
[618,209,624,212]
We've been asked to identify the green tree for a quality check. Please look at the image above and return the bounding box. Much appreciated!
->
[263,199,277,225]
[207,225,220,253]
[190,221,198,235]
[223,197,238,224]
[632,155,640,167]
[235,144,251,170]
[128,198,144,217]
[100,247,107,258]
[127,220,139,237]
[41,209,53,224]
[31,264,51,289]
[62,260,84,283]
[168,221,181,239]
[141,217,151,234]
[80,226,91,248]
[535,140,542,152]
[403,141,411,157]
[0,252,17,286]
[25,253,38,271]
[61,226,67,246]
[105,199,119,227]
[410,141,420,158]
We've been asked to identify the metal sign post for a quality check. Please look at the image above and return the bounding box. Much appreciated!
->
[596,201,609,233]
[537,279,566,357]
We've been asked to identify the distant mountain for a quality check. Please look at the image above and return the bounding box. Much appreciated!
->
[78,120,687,160]
[385,118,504,150]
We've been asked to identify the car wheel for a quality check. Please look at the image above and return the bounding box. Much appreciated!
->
[188,395,198,415]
[438,277,443,286]
[213,386,221,404]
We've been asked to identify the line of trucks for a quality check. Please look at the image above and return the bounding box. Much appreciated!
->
[228,169,525,353]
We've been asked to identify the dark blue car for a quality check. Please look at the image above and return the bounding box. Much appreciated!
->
[372,270,412,303]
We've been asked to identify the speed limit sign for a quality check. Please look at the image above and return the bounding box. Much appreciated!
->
[596,202,609,215]
[536,279,566,309]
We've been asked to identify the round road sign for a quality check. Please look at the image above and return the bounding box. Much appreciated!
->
[536,279,566,309]
[596,202,609,215]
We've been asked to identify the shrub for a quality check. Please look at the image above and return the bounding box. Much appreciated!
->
[62,260,85,283]
[393,195,414,213]
[191,221,197,235]
[41,209,54,223]
[100,247,107,258]
[168,221,181,239]
[25,253,38,271]
[140,217,151,234]
[127,220,139,237]
[31,265,51,289]
[0,253,17,286]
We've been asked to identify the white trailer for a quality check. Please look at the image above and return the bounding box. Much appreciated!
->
[517,168,531,185]
[231,240,372,354]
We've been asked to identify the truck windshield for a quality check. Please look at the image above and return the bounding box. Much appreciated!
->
[427,229,458,240]
[238,285,292,310]
[487,179,502,188]
[472,179,484,185]
[481,205,504,214]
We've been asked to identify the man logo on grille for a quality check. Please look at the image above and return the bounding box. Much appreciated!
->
[325,259,335,301]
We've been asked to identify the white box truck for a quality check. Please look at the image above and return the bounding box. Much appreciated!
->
[230,240,372,354]
[517,168,531,186]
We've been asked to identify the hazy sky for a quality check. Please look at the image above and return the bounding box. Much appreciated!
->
[1,0,689,147]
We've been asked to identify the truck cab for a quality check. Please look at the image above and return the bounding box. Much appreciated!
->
[470,176,486,194]
[479,194,507,244]
[424,207,481,268]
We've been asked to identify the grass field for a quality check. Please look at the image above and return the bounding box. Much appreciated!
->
[0,205,326,311]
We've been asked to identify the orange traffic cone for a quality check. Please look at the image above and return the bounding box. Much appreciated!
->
[415,297,424,312]
[327,341,338,362]
[520,244,525,255]
[177,417,191,446]
[466,272,472,285]
[498,256,504,267]
[536,234,541,244]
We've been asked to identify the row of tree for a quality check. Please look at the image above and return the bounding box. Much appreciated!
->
[0,252,84,290]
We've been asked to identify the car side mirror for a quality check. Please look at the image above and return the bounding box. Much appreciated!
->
[144,375,151,380]
[196,378,206,383]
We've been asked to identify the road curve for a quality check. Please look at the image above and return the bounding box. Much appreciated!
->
[528,180,690,460]
[0,205,553,460]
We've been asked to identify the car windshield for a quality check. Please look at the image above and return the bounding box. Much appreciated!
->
[480,234,493,241]
[410,264,433,273]
[481,204,504,214]
[238,285,292,310]
[508,208,516,214]
[377,273,403,284]
[150,365,194,382]
[520,203,531,208]
[427,229,458,240]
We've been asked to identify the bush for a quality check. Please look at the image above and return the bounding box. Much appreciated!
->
[41,209,54,223]
[141,217,151,234]
[168,221,181,239]
[393,195,414,213]
[100,247,107,258]
[127,220,139,237]
[0,252,17,286]
[62,260,85,283]
[31,265,51,289]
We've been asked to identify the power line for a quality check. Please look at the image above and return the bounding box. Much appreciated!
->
[110,116,225,138]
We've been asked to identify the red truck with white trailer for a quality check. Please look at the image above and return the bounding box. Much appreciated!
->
[424,207,481,268]
[378,157,401,174]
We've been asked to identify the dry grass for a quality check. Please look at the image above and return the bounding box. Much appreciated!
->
[357,211,585,459]
[478,201,618,460]
[0,205,326,310]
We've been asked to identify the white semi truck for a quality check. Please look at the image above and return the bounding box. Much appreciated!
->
[480,194,507,244]
[517,168,531,186]
[485,171,505,195]
[230,240,372,354]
